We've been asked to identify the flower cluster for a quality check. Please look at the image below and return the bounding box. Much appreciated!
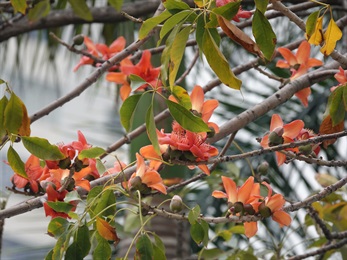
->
[260,114,320,166]
[140,85,219,175]
[11,131,101,218]
[73,36,161,101]
[276,40,323,106]
[212,176,291,238]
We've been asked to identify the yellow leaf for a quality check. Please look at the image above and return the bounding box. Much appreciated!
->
[320,18,342,56]
[96,217,120,242]
[307,16,323,45]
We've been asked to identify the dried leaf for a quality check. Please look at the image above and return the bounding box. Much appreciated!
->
[218,16,264,59]
[319,115,344,148]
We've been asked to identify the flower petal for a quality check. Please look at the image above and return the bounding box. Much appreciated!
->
[238,176,254,203]
[190,85,204,113]
[277,47,297,66]
[294,87,311,107]
[270,114,283,131]
[275,151,287,166]
[211,190,228,199]
[272,210,291,227]
[296,41,310,64]
[221,176,237,203]
[283,120,304,139]
[244,222,258,238]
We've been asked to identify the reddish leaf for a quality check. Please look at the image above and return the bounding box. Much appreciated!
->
[218,16,264,59]
[96,217,120,242]
[319,115,344,148]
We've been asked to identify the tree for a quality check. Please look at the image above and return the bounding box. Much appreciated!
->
[0,0,347,259]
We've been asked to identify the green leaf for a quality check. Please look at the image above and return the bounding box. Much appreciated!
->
[10,0,27,14]
[254,0,268,14]
[252,9,276,60]
[45,249,53,260]
[169,25,192,86]
[4,92,23,135]
[202,29,242,89]
[76,225,91,257]
[53,232,71,260]
[28,0,50,21]
[199,248,224,259]
[166,100,210,132]
[153,233,166,254]
[212,1,240,20]
[47,217,70,238]
[64,190,82,203]
[47,201,75,213]
[160,10,191,41]
[196,15,205,50]
[329,86,346,126]
[120,94,142,132]
[108,0,123,11]
[160,23,182,84]
[343,84,347,111]
[305,10,320,38]
[146,104,161,155]
[7,146,27,178]
[90,188,116,218]
[129,74,147,90]
[0,96,8,138]
[65,242,83,260]
[139,10,172,40]
[170,86,192,109]
[188,205,201,224]
[78,147,106,159]
[93,235,111,260]
[164,0,190,13]
[190,221,205,245]
[21,136,65,160]
[67,0,93,21]
[96,158,107,176]
[135,234,154,259]
[200,219,209,247]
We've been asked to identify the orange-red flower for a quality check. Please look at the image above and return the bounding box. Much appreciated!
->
[262,182,291,227]
[74,36,128,72]
[212,176,261,238]
[140,121,218,175]
[106,50,161,100]
[11,155,44,193]
[127,153,167,194]
[276,40,323,106]
[260,114,304,166]
[43,184,77,219]
[331,66,347,92]
[170,85,219,133]
[48,167,92,191]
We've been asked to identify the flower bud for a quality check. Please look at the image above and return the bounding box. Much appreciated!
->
[257,161,269,175]
[207,126,216,138]
[72,34,84,46]
[244,204,255,215]
[258,202,272,218]
[230,201,244,214]
[58,157,71,169]
[299,144,312,155]
[268,128,284,146]
[170,195,183,213]
[129,176,142,191]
